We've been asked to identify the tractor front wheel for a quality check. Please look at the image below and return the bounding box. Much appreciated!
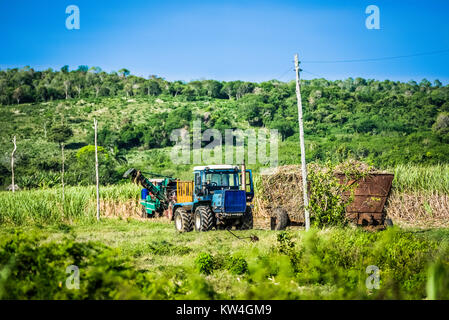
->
[174,208,193,232]
[194,206,215,232]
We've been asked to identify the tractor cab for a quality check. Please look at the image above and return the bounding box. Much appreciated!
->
[187,165,254,222]
[192,165,254,201]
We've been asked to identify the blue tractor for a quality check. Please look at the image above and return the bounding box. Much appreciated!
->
[125,164,254,232]
[173,164,254,232]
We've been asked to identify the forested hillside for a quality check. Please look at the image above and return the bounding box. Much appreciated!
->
[1,66,449,189]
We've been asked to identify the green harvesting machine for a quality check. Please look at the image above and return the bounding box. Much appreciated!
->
[123,168,178,218]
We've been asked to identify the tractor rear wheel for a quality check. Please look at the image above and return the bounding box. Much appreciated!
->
[239,207,253,230]
[194,206,215,232]
[174,207,193,232]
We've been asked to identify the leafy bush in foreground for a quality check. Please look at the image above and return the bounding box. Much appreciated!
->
[226,256,249,275]
[1,227,448,300]
[261,227,446,299]
[0,230,139,299]
[195,253,215,275]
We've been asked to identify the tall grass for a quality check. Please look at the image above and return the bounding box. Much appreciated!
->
[1,164,449,227]
[0,184,140,226]
[392,164,449,194]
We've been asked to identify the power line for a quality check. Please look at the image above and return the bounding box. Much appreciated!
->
[301,69,325,78]
[272,67,324,81]
[302,48,449,64]
[273,66,294,81]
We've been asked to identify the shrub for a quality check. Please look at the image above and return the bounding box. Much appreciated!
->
[307,163,356,228]
[0,230,140,299]
[226,256,248,275]
[426,255,449,299]
[276,231,296,255]
[269,227,444,299]
[195,253,214,275]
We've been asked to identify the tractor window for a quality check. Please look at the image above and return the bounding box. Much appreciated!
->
[239,171,252,192]
[194,173,201,193]
[194,173,201,186]
[205,172,238,188]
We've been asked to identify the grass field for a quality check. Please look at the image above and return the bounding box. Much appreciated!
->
[1,218,449,299]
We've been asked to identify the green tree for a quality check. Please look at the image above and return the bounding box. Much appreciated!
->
[75,145,117,184]
[12,86,24,104]
[145,79,161,96]
[169,81,185,97]
[432,113,449,142]
[203,80,223,98]
[118,68,130,78]
[221,82,236,99]
[49,125,73,145]
[77,65,89,73]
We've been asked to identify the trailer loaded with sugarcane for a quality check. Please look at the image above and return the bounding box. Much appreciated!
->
[124,164,254,232]
[260,163,395,230]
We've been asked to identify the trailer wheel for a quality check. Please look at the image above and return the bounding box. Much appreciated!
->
[273,207,289,230]
[194,206,215,232]
[384,218,393,227]
[239,207,253,230]
[174,207,193,232]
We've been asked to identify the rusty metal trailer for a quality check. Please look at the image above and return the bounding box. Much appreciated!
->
[270,173,394,230]
[338,173,394,226]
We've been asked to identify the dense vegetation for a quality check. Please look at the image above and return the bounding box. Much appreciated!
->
[1,65,449,188]
[1,221,448,299]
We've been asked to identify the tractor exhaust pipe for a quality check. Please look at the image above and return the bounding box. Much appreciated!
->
[241,160,246,192]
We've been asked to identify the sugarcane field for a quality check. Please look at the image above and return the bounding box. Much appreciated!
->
[1,1,449,311]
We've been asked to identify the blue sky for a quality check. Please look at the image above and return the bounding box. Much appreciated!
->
[1,0,449,83]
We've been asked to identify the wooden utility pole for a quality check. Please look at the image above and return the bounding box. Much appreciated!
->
[241,160,246,192]
[11,136,17,193]
[294,53,310,231]
[61,143,65,203]
[94,118,100,221]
